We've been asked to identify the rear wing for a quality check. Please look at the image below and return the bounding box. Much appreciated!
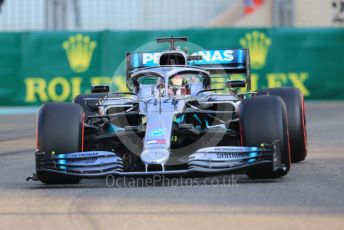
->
[126,48,251,89]
[189,49,250,75]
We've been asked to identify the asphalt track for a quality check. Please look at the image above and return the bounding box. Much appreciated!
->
[0,102,343,230]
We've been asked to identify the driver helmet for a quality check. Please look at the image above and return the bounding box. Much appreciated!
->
[169,74,190,96]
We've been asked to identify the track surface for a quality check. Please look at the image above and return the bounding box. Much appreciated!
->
[0,102,343,230]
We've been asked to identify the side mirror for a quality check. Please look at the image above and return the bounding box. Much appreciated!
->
[91,85,110,93]
[226,80,246,88]
[126,79,134,90]
[188,55,203,61]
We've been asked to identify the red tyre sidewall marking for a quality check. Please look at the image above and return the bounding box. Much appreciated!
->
[284,109,292,166]
[239,124,244,146]
[301,96,307,154]
[35,112,39,151]
[81,112,85,152]
[237,107,244,146]
[35,127,39,151]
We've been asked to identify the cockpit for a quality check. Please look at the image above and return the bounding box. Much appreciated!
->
[134,71,208,98]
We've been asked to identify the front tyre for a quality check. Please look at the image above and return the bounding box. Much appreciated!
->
[36,103,84,184]
[239,95,291,179]
[256,88,307,163]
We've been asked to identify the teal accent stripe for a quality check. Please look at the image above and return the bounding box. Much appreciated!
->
[57,154,67,171]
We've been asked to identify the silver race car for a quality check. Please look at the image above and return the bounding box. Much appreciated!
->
[28,37,307,184]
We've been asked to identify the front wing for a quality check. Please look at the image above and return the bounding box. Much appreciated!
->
[29,141,283,180]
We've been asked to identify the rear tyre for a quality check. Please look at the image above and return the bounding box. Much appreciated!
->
[239,95,291,179]
[256,88,307,162]
[36,103,84,184]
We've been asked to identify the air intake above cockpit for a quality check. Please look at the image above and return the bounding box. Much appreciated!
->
[159,51,187,66]
[156,36,189,66]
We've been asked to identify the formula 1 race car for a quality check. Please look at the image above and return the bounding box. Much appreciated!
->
[28,37,307,184]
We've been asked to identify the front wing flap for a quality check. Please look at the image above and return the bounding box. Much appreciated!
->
[188,140,282,171]
[35,151,123,175]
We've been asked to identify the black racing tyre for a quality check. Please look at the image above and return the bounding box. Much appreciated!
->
[239,95,291,179]
[36,103,84,184]
[256,88,307,163]
[74,93,106,116]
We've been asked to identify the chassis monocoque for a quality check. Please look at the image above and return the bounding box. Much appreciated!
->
[29,37,307,184]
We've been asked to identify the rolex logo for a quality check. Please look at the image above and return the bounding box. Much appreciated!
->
[62,34,97,73]
[240,31,271,69]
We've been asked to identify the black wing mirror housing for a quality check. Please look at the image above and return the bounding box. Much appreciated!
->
[91,85,110,93]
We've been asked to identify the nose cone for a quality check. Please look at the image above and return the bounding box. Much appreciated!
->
[141,149,170,165]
